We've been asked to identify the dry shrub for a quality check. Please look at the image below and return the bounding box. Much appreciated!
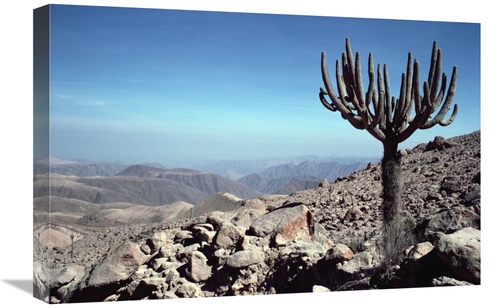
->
[376,214,416,282]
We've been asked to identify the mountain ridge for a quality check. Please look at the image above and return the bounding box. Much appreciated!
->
[117,164,261,200]
[238,160,371,194]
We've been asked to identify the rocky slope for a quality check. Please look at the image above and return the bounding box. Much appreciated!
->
[33,130,480,303]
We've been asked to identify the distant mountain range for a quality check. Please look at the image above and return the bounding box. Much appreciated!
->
[196,155,321,180]
[33,156,377,206]
[34,156,378,228]
[237,160,373,194]
[116,165,261,200]
[33,159,162,177]
[198,155,377,180]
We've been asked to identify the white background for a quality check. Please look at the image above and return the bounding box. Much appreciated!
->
[0,1,494,307]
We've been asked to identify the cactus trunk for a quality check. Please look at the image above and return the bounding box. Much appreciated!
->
[381,140,401,225]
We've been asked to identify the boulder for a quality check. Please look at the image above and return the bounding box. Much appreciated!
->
[435,227,480,284]
[146,231,169,252]
[52,264,86,290]
[226,250,265,269]
[231,208,266,229]
[335,251,375,281]
[425,136,453,151]
[241,198,267,211]
[278,241,326,260]
[157,243,177,259]
[174,278,202,298]
[191,223,216,244]
[131,277,167,300]
[325,244,354,265]
[405,242,434,265]
[185,251,212,283]
[33,262,86,303]
[213,221,244,250]
[249,203,314,243]
[87,241,148,288]
[424,207,480,235]
[70,241,149,302]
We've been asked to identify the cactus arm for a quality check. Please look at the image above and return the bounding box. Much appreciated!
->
[383,64,393,128]
[349,52,365,113]
[398,80,434,143]
[427,41,440,104]
[365,53,378,120]
[320,51,365,129]
[376,64,387,131]
[413,60,422,115]
[319,87,338,112]
[340,54,356,110]
[438,103,458,126]
[319,38,458,144]
[366,53,384,133]
[354,52,366,111]
[422,66,459,128]
[394,52,414,133]
[393,74,407,131]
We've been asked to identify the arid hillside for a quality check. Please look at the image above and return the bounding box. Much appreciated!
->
[33,130,480,303]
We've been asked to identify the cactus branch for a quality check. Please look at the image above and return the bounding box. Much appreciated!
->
[319,37,459,146]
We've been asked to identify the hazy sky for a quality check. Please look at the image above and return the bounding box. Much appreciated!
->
[44,4,480,167]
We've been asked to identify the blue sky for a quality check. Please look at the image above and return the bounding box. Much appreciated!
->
[45,4,480,167]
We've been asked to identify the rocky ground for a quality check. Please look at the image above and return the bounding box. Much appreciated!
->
[33,130,481,303]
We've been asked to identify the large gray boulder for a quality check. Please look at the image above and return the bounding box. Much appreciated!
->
[87,241,148,287]
[33,261,86,303]
[185,251,212,282]
[425,207,480,235]
[226,250,265,269]
[213,221,244,250]
[249,202,314,244]
[435,227,480,284]
[71,241,149,302]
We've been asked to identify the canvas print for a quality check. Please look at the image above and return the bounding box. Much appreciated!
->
[33,4,481,304]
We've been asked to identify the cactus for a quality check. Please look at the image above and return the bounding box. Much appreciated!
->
[319,37,458,228]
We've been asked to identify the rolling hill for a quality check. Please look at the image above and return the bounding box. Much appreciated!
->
[116,165,261,199]
[33,173,208,206]
[33,165,261,226]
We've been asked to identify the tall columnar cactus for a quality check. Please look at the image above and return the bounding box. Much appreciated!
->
[319,37,458,226]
